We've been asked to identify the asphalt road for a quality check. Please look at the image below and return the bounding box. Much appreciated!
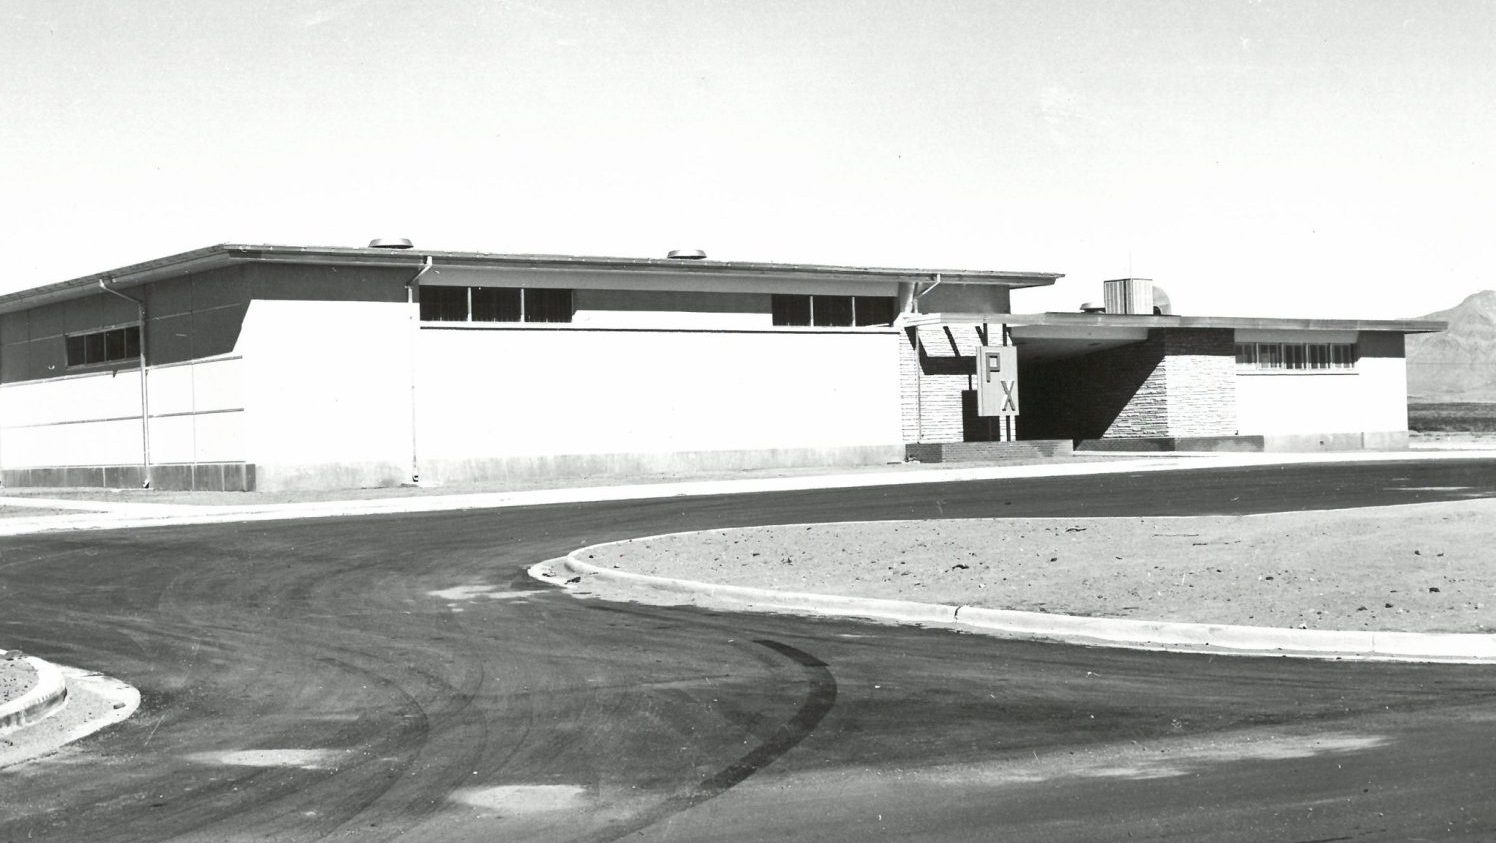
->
[2,458,1496,842]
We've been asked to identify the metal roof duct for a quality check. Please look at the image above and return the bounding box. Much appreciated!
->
[1103,278,1154,315]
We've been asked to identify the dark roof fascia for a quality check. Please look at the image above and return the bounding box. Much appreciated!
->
[237,244,1063,286]
[0,245,242,315]
[0,244,1064,315]
[905,311,1447,334]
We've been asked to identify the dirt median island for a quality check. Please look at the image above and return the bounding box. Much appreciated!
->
[583,499,1496,634]
[0,655,38,709]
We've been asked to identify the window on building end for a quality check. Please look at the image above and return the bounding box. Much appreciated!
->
[815,296,854,327]
[419,286,468,321]
[471,287,521,322]
[421,286,574,323]
[66,325,141,367]
[854,296,897,326]
[1235,342,1357,372]
[524,288,574,323]
[772,294,812,326]
[771,294,897,327]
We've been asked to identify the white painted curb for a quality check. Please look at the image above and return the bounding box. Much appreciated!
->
[0,655,68,732]
[553,549,1496,665]
[951,607,1496,662]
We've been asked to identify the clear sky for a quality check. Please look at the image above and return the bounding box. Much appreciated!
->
[2,0,1492,318]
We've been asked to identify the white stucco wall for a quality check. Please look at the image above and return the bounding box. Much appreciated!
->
[235,299,414,489]
[413,325,904,482]
[225,300,908,489]
[1233,333,1409,448]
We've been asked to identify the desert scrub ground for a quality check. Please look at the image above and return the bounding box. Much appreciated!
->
[582,499,1496,633]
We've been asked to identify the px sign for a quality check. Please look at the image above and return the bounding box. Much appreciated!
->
[976,345,1019,417]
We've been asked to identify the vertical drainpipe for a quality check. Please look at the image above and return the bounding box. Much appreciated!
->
[910,273,942,444]
[98,278,152,488]
[406,257,435,485]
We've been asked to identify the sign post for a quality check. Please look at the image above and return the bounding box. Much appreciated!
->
[976,337,1019,441]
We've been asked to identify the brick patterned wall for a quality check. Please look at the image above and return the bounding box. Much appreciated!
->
[901,324,995,444]
[898,328,922,441]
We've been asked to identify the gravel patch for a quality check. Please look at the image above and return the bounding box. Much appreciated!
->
[584,499,1496,634]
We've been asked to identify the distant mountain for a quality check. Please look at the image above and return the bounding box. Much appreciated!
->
[1406,290,1496,402]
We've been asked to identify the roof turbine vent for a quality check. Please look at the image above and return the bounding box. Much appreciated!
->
[666,249,707,260]
[368,238,414,250]
[1151,285,1173,315]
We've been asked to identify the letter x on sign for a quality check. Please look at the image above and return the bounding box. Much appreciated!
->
[985,350,1018,413]
[1000,379,1018,412]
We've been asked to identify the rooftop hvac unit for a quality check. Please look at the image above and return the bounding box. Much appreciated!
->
[1103,278,1154,315]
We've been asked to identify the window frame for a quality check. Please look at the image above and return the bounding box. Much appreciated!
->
[770,294,898,328]
[420,286,573,324]
[64,323,143,369]
[1234,341,1358,374]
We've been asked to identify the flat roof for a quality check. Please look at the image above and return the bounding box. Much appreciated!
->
[0,243,1064,315]
[902,311,1447,334]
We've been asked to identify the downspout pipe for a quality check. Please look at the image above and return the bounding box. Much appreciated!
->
[405,257,435,485]
[98,278,152,488]
[908,273,944,443]
[912,272,943,313]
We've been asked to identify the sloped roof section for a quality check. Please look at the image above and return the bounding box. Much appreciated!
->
[0,243,1064,315]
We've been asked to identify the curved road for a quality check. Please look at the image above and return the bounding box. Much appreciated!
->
[2,459,1496,841]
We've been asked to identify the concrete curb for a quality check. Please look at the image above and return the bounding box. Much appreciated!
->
[551,546,1496,665]
[0,655,68,733]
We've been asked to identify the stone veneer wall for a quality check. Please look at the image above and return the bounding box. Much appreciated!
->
[1087,334,1170,438]
[1159,329,1237,436]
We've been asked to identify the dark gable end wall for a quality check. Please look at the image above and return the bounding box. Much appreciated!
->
[246,262,411,303]
[146,265,252,366]
[1,277,157,382]
[0,262,415,384]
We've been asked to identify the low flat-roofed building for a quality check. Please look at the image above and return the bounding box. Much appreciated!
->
[0,244,1443,491]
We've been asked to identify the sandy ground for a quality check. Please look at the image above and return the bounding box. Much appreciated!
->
[583,498,1496,634]
[1410,432,1496,450]
[0,655,37,708]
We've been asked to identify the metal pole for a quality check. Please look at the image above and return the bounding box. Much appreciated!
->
[98,279,152,488]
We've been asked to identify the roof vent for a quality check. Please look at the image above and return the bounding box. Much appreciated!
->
[1079,302,1106,313]
[666,249,707,260]
[1151,285,1173,315]
[368,238,414,250]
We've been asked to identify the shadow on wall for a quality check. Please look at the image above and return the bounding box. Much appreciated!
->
[960,391,1008,442]
[913,327,1027,443]
[1017,340,1163,442]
